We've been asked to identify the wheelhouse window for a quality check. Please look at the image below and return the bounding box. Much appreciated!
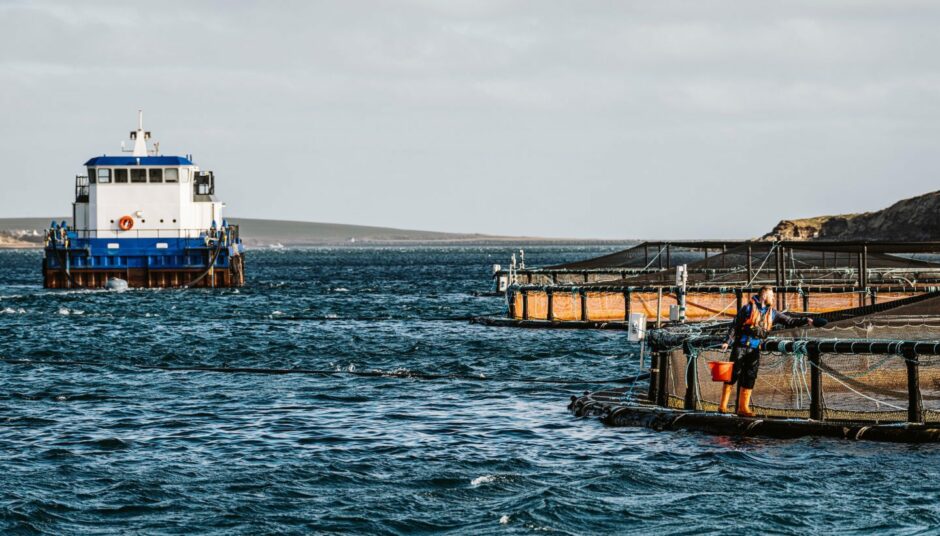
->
[97,168,111,184]
[164,168,179,183]
[87,167,96,184]
[130,168,147,183]
[114,168,128,183]
[149,168,163,183]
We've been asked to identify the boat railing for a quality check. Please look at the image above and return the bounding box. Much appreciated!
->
[62,228,213,240]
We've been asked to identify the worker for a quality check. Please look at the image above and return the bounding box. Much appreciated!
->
[718,286,813,416]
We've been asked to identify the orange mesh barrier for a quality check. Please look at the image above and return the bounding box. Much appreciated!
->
[873,292,920,305]
[526,292,549,320]
[631,292,677,320]
[511,289,927,322]
[552,292,582,321]
[512,292,524,319]
[683,293,738,320]
[585,291,626,321]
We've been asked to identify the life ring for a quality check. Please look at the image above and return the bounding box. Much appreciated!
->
[118,215,134,231]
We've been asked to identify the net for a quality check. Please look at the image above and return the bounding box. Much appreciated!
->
[655,292,940,423]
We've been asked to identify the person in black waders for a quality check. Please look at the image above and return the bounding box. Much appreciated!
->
[718,286,813,417]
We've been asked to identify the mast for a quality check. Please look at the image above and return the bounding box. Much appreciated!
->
[129,110,150,156]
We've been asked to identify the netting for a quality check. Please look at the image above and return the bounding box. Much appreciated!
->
[544,243,708,270]
[663,348,940,422]
[655,293,940,423]
[550,242,940,270]
[775,293,940,341]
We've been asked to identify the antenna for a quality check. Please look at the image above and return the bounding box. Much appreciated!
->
[127,110,151,157]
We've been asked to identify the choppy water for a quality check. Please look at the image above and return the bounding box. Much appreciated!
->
[2,247,939,535]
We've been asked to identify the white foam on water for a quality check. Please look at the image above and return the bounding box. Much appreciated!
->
[499,515,510,525]
[471,475,497,487]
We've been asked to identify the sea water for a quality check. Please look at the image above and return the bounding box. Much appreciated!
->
[1,247,938,534]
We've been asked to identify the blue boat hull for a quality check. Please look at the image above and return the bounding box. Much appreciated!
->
[43,237,245,288]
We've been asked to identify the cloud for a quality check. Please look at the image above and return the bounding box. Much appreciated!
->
[1,1,940,238]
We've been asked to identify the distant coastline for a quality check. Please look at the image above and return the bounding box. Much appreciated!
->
[0,217,634,249]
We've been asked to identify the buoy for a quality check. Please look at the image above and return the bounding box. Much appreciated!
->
[105,277,128,291]
[118,215,134,231]
[707,361,733,382]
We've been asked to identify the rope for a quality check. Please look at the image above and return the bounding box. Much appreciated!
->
[806,358,906,411]
[637,244,670,272]
[184,238,226,288]
[0,358,650,386]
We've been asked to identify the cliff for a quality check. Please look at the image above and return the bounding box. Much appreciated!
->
[763,190,940,241]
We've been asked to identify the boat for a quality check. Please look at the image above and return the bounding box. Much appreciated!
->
[42,111,245,288]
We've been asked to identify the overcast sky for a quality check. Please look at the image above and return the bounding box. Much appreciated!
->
[1,1,938,239]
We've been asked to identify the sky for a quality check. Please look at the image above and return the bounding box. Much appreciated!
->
[1,0,938,239]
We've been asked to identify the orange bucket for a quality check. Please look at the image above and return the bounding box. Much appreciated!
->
[707,361,733,383]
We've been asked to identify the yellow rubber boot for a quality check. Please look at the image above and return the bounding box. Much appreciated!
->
[718,384,734,413]
[737,388,756,417]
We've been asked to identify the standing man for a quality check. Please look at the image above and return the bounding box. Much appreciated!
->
[718,286,813,416]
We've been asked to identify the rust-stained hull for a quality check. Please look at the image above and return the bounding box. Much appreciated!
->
[42,254,245,289]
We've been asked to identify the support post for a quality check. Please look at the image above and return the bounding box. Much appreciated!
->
[666,244,671,270]
[746,244,753,283]
[857,251,864,288]
[857,250,866,307]
[507,290,516,318]
[546,289,554,321]
[775,245,783,287]
[802,291,810,312]
[905,348,923,423]
[656,351,670,407]
[655,288,663,328]
[735,288,743,312]
[579,289,587,321]
[521,290,529,321]
[683,342,698,410]
[647,350,660,404]
[623,290,631,322]
[862,245,869,288]
[809,347,823,420]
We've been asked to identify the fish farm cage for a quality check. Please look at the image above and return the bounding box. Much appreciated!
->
[481,241,940,328]
[570,291,940,442]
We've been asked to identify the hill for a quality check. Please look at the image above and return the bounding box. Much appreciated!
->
[0,217,617,247]
[763,190,940,241]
